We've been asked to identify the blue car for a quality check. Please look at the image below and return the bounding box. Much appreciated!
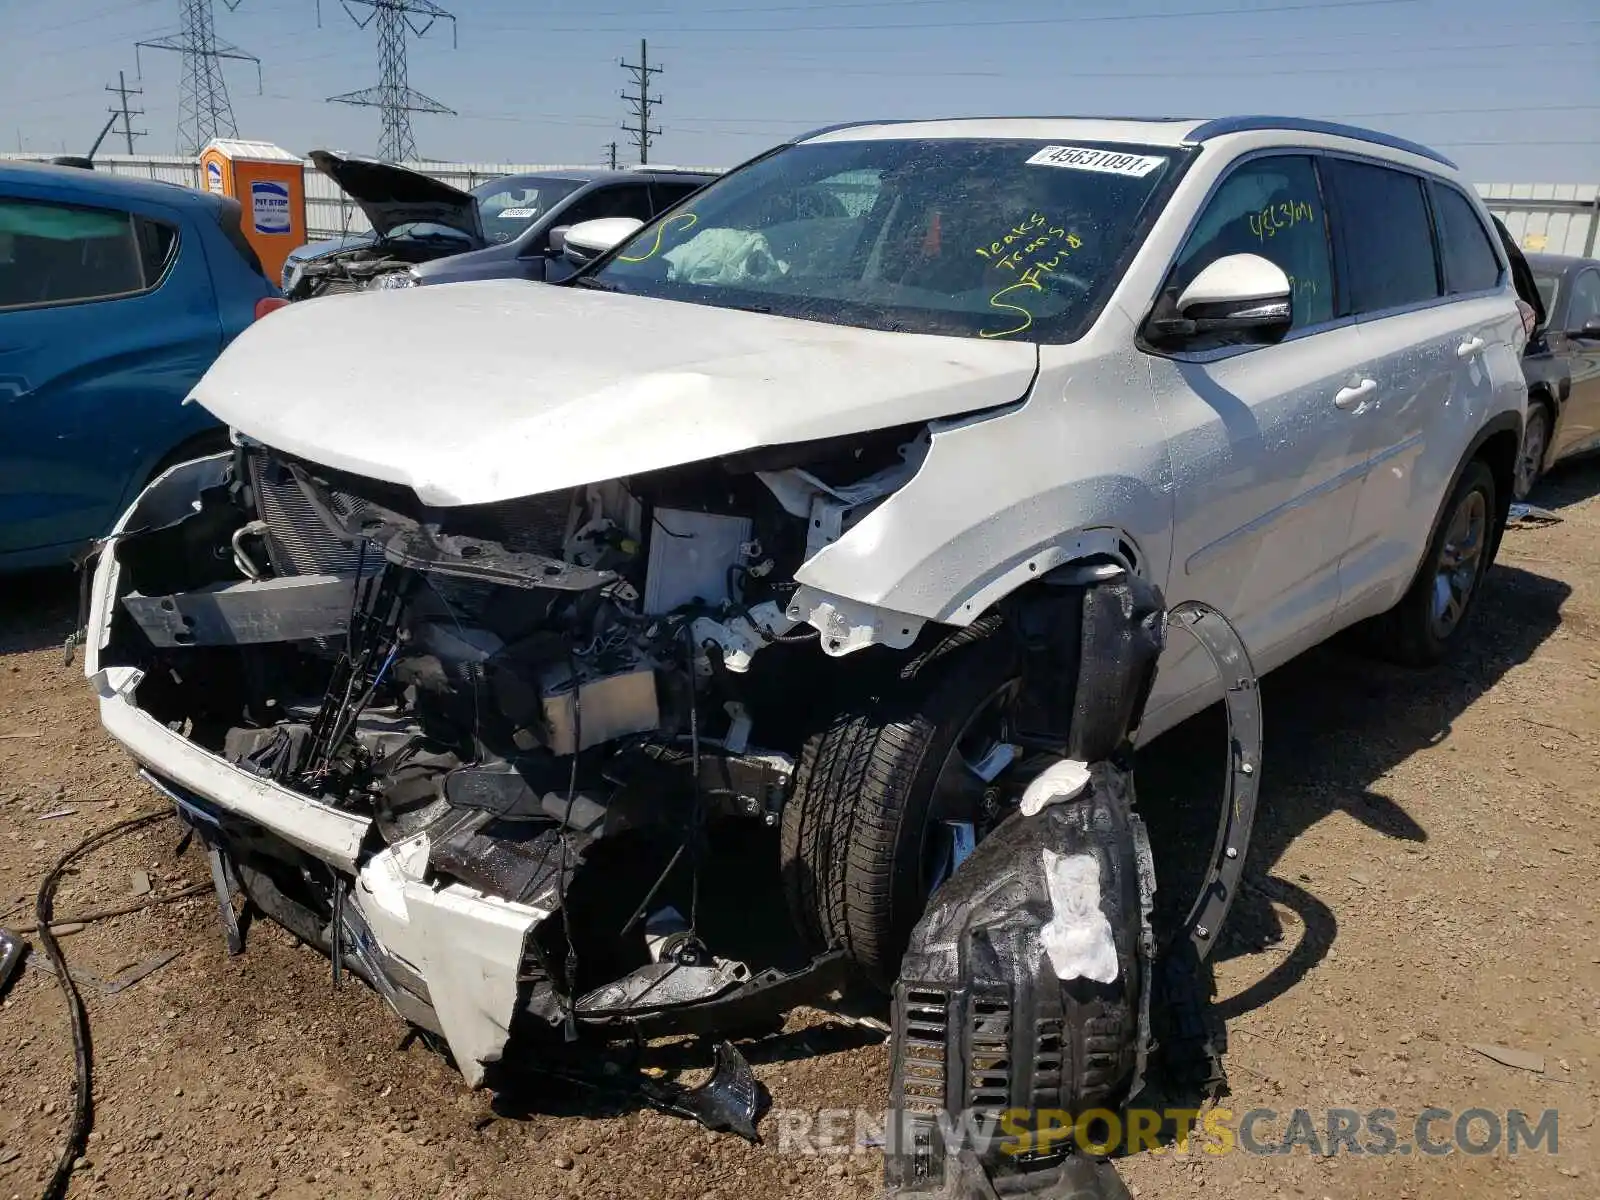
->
[0,161,278,572]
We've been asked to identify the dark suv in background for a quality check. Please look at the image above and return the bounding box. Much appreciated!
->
[1515,252,1600,497]
[282,154,717,299]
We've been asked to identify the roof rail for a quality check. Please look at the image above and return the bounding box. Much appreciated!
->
[1185,116,1457,169]
[790,119,913,143]
[624,163,723,175]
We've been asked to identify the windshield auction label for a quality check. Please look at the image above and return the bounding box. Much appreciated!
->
[1025,146,1167,177]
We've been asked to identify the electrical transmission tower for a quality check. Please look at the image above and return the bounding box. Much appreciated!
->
[137,0,260,155]
[327,0,457,163]
[620,39,661,165]
[106,71,147,154]
[604,141,618,170]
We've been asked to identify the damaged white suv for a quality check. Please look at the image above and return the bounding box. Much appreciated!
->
[83,117,1527,1094]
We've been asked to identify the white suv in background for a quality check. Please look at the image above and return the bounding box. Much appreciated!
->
[84,116,1528,1080]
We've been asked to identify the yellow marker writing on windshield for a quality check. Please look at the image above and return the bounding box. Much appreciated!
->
[981,277,1045,339]
[979,230,1083,337]
[617,212,699,263]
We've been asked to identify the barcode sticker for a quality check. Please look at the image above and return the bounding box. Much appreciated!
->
[1025,146,1167,177]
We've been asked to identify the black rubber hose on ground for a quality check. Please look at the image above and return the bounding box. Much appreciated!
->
[33,809,171,1200]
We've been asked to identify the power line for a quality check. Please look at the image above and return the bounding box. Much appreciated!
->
[326,0,458,162]
[538,0,1422,35]
[22,0,162,43]
[662,24,1600,74]
[136,0,260,156]
[620,38,662,165]
[105,70,147,154]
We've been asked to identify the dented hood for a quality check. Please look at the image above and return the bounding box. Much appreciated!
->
[308,150,484,244]
[191,280,1039,506]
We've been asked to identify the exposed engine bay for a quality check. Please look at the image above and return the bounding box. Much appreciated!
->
[90,425,942,1071]
[281,238,446,300]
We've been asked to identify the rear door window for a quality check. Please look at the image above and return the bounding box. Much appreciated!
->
[1430,183,1503,295]
[0,198,152,310]
[559,183,655,226]
[1169,154,1336,335]
[650,181,708,212]
[1324,159,1442,314]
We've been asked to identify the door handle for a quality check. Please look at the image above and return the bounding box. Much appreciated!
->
[1457,336,1486,359]
[1334,378,1377,409]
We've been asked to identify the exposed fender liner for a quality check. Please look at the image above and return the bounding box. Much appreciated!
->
[885,592,1261,1198]
[1164,601,1262,961]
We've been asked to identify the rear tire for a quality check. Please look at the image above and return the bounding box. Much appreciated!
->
[1513,402,1551,500]
[780,636,1021,990]
[1370,458,1497,666]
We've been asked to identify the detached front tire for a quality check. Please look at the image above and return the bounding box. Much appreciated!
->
[780,637,1021,990]
[1372,457,1497,666]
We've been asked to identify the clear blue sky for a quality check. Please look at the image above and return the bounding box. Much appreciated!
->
[2,0,1595,181]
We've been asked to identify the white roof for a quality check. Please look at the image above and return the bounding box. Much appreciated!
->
[203,138,302,163]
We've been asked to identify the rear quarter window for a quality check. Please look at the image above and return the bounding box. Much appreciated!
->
[1430,183,1503,294]
[1324,158,1442,315]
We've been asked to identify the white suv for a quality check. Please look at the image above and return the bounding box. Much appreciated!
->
[83,117,1527,1082]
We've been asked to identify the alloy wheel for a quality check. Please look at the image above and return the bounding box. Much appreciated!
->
[1429,488,1488,640]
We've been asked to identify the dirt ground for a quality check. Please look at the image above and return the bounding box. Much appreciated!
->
[2,461,1598,1200]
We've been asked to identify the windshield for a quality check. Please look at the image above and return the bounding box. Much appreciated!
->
[473,176,585,243]
[591,138,1181,341]
[1532,268,1561,319]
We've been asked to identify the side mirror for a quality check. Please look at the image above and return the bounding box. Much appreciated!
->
[561,216,645,267]
[1150,253,1294,344]
[546,225,571,256]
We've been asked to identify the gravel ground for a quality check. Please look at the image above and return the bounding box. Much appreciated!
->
[2,460,1597,1200]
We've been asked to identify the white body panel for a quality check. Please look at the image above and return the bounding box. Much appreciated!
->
[195,281,1037,506]
[86,117,1528,1076]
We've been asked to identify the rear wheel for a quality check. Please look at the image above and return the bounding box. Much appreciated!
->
[1370,458,1496,666]
[1514,402,1551,500]
[780,636,1022,989]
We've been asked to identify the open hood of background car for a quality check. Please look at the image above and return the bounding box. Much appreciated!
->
[191,280,1040,506]
[308,150,484,244]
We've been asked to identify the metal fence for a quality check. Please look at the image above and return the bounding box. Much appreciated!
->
[0,152,677,239]
[1474,183,1600,258]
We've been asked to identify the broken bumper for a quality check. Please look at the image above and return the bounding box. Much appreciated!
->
[82,457,557,1084]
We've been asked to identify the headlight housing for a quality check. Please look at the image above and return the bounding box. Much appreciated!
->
[368,269,420,291]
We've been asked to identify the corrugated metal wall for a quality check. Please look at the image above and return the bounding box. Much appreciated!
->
[1474,183,1600,258]
[1,153,644,239]
[0,151,204,189]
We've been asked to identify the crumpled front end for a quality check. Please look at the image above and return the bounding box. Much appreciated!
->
[84,423,933,1083]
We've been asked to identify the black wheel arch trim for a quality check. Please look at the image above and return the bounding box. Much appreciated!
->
[1421,410,1521,581]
